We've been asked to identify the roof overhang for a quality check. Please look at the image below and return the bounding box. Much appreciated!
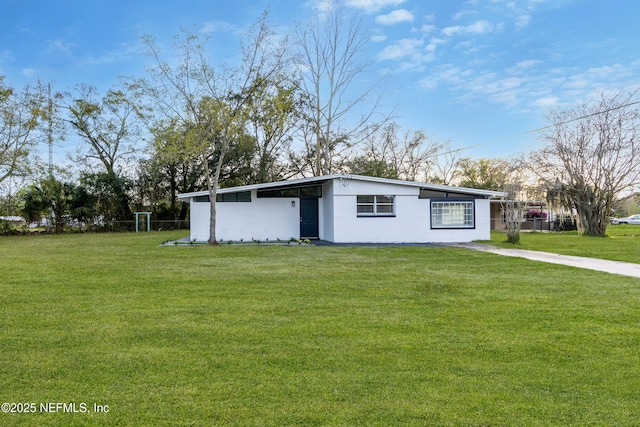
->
[177,174,508,201]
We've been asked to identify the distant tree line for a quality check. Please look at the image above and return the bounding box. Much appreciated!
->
[0,9,638,239]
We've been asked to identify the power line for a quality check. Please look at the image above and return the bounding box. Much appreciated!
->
[521,100,640,136]
[433,99,640,158]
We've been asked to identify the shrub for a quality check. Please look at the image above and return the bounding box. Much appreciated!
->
[0,220,16,236]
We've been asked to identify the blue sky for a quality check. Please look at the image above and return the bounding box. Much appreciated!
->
[1,0,639,162]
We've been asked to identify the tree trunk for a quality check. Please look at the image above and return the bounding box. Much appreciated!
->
[502,198,526,244]
[205,139,230,245]
[573,187,608,236]
[206,183,219,246]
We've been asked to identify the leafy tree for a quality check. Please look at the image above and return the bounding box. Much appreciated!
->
[69,184,95,225]
[245,77,299,183]
[136,12,290,244]
[0,77,44,184]
[135,120,206,220]
[39,176,75,232]
[0,178,25,216]
[533,89,640,236]
[19,176,84,232]
[80,172,132,221]
[211,132,258,187]
[66,84,143,175]
[458,157,511,191]
[347,156,398,179]
[19,183,48,225]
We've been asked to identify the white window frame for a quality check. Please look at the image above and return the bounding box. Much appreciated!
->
[357,195,395,217]
[431,200,475,229]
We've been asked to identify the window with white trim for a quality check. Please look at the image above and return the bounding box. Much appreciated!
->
[357,195,395,216]
[431,200,475,228]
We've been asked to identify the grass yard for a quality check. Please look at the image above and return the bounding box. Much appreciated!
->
[1,231,639,426]
[489,224,640,263]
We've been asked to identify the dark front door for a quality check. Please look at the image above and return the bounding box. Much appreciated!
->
[300,198,319,239]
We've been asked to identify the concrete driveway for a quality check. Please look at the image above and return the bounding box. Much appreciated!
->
[451,243,640,279]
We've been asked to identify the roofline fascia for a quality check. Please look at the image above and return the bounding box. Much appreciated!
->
[177,174,508,200]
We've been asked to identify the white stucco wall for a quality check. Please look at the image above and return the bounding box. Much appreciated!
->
[321,182,335,242]
[426,198,492,243]
[329,179,492,243]
[189,191,300,242]
[187,178,494,243]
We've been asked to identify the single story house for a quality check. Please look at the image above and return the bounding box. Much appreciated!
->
[177,174,506,244]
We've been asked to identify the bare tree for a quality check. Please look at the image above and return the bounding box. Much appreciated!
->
[135,12,290,244]
[295,4,388,176]
[500,184,529,244]
[346,123,441,181]
[499,158,537,244]
[425,141,461,185]
[533,89,640,236]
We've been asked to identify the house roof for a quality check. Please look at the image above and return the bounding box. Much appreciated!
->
[177,174,507,200]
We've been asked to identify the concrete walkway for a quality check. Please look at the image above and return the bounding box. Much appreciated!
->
[451,243,640,279]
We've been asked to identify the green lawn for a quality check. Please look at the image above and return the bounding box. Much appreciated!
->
[488,225,640,263]
[1,232,639,426]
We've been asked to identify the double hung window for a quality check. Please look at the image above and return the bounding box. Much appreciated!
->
[357,195,395,216]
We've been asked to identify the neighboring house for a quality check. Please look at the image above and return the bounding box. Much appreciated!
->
[0,216,25,226]
[490,200,555,232]
[178,174,506,244]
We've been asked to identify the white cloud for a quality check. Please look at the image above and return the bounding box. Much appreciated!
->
[506,59,541,73]
[200,21,235,34]
[306,0,335,13]
[377,37,437,72]
[426,38,445,52]
[526,0,550,8]
[533,96,559,108]
[371,34,387,42]
[45,39,77,54]
[441,20,494,36]
[562,76,590,90]
[586,64,628,79]
[453,9,477,20]
[459,73,525,107]
[453,40,483,55]
[418,64,468,90]
[84,42,139,65]
[441,26,463,37]
[20,68,37,77]
[345,0,405,13]
[515,14,531,28]
[377,38,423,61]
[375,9,414,25]
[467,20,495,34]
[420,24,437,33]
[0,49,13,63]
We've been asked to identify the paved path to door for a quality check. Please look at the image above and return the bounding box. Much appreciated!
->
[451,243,640,279]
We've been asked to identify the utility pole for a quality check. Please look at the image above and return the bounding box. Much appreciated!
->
[47,83,54,176]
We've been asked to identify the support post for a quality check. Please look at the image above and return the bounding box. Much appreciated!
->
[135,212,152,232]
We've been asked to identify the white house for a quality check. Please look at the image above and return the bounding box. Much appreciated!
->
[177,174,506,244]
